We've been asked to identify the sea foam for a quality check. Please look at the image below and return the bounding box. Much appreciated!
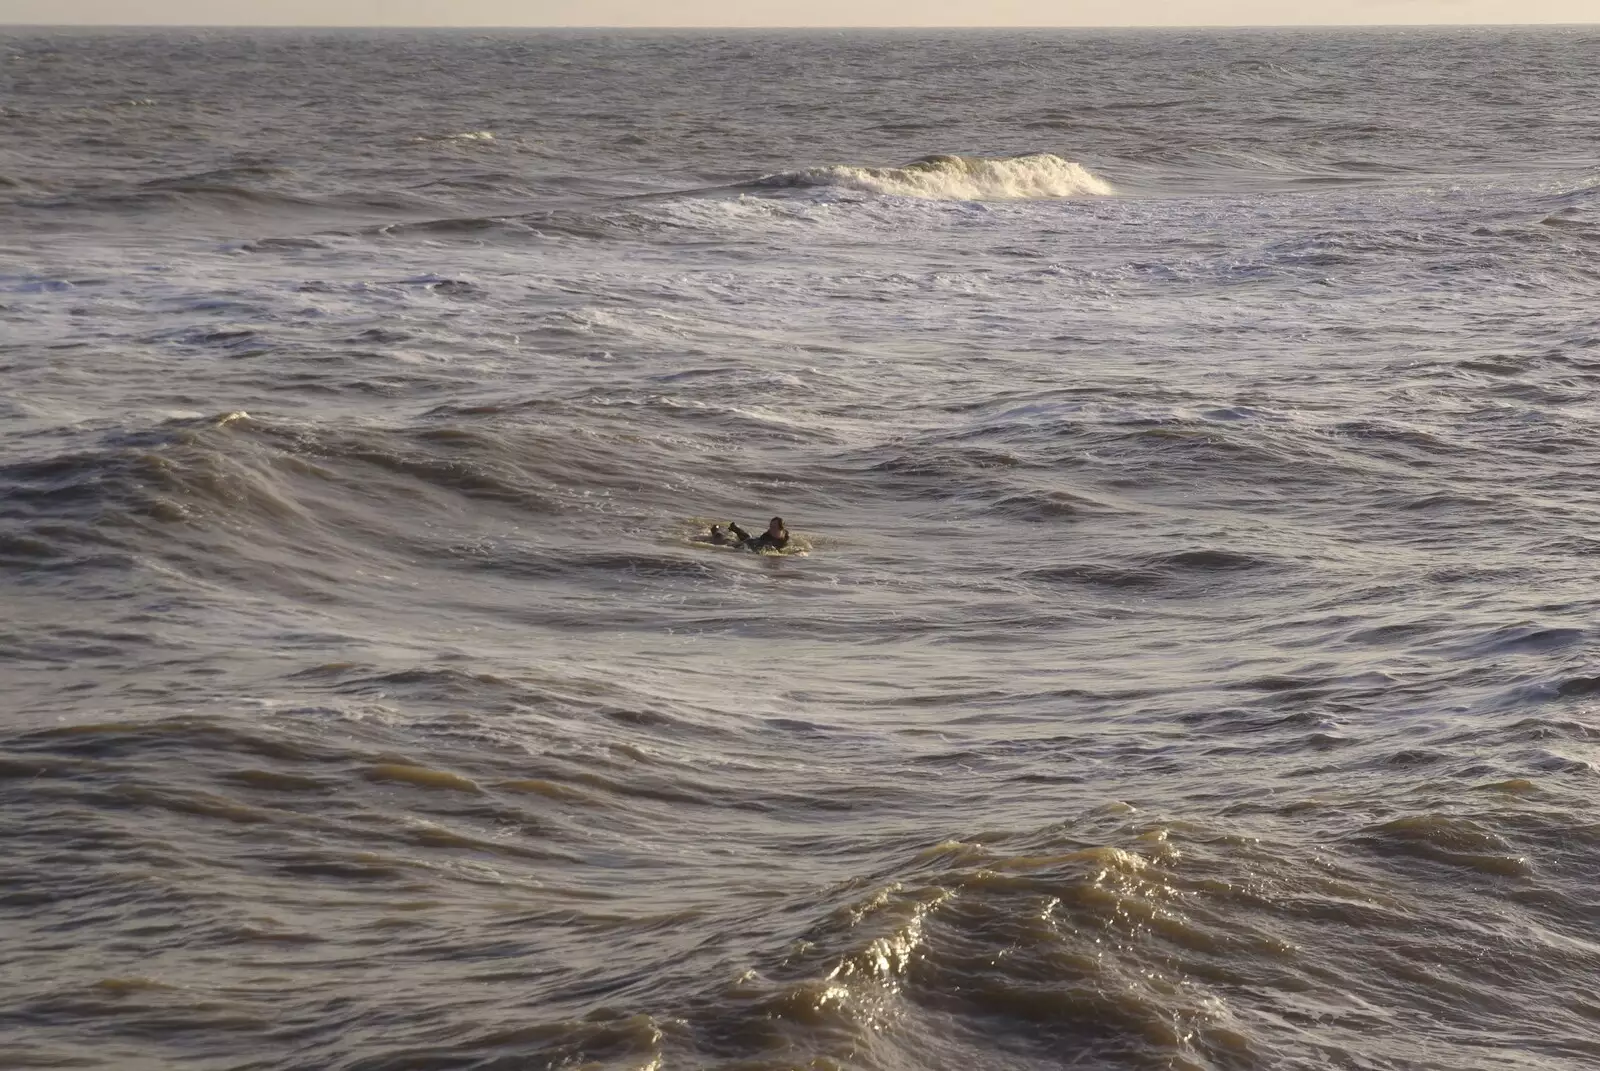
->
[759,153,1113,201]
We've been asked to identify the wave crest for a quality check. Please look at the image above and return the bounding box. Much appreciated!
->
[757,153,1113,201]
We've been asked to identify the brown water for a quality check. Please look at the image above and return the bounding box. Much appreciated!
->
[4,26,1600,1071]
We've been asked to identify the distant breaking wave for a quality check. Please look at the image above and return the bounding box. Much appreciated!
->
[412,131,496,143]
[753,153,1114,201]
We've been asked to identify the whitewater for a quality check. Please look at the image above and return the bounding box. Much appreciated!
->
[3,25,1600,1071]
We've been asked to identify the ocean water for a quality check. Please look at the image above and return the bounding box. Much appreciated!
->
[3,24,1600,1071]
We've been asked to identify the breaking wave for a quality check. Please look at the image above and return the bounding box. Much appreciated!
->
[412,130,496,143]
[754,153,1114,201]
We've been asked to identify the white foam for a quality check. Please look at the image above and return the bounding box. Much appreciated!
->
[768,153,1114,201]
[411,131,496,144]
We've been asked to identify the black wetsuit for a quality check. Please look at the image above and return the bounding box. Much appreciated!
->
[727,523,788,551]
[746,532,789,551]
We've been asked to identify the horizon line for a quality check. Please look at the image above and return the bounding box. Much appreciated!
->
[3,21,1598,30]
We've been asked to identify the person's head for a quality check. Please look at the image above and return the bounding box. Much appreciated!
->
[767,516,785,536]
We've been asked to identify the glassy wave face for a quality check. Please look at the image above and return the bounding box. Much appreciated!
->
[4,26,1600,1071]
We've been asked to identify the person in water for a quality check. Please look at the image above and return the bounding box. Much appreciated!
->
[723,517,789,551]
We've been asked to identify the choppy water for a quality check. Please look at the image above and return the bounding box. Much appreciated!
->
[4,25,1600,1071]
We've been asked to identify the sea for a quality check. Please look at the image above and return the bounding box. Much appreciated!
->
[3,24,1599,1071]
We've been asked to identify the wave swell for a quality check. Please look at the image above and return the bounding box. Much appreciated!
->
[754,153,1114,201]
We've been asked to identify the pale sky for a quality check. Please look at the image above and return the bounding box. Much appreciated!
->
[0,0,1596,25]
